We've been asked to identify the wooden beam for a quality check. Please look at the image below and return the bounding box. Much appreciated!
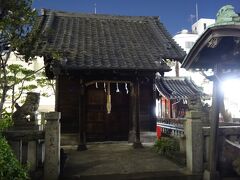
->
[85,80,133,87]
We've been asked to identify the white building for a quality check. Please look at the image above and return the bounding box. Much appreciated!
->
[173,29,198,54]
[192,18,216,35]
[173,18,215,53]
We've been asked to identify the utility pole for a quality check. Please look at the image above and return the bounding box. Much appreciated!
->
[196,3,199,21]
[94,3,97,14]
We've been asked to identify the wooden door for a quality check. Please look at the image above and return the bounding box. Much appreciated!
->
[86,83,129,141]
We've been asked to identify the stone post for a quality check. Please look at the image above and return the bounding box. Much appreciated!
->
[8,140,23,163]
[27,141,37,171]
[184,110,203,174]
[44,112,61,180]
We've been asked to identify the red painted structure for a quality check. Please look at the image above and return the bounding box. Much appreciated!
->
[155,76,204,138]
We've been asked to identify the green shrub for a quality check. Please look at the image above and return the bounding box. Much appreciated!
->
[233,156,240,175]
[0,136,29,180]
[0,110,13,132]
[154,137,180,155]
[0,110,29,180]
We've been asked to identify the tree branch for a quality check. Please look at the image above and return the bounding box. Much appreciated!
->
[13,80,25,107]
[8,64,47,90]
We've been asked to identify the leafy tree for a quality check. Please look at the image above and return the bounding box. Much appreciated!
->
[0,2,41,178]
[0,62,55,179]
[5,63,55,113]
[7,64,37,113]
[36,71,56,97]
[0,109,12,132]
[0,0,37,115]
[0,1,57,179]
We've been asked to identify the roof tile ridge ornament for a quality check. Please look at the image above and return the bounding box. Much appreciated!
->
[211,5,240,27]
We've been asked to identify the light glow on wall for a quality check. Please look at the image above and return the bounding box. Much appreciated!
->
[221,78,240,118]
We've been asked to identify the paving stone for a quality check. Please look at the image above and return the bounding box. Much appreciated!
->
[60,142,200,180]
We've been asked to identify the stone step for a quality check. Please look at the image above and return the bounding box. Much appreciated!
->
[61,133,79,145]
[140,131,158,143]
[61,132,158,145]
[61,171,202,180]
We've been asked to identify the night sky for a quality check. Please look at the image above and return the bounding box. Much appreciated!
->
[33,0,240,35]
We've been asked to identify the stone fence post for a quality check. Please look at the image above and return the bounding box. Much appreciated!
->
[44,112,61,180]
[184,110,203,174]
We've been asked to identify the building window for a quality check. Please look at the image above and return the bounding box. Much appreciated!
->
[204,23,207,30]
[185,41,195,49]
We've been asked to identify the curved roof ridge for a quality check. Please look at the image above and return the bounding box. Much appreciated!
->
[155,76,204,100]
[42,8,159,21]
[155,77,172,98]
[184,77,203,93]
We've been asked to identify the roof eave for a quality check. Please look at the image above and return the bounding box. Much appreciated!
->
[61,66,170,73]
[181,25,240,70]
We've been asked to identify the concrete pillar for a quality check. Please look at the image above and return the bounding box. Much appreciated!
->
[184,110,203,174]
[44,112,61,180]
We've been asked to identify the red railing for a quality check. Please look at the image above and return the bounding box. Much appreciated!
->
[156,117,185,138]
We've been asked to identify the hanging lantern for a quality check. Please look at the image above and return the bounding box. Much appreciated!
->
[106,82,111,114]
[116,82,120,93]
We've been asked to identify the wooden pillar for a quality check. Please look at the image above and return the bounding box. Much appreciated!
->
[77,81,87,151]
[151,78,157,131]
[175,61,180,77]
[55,75,60,112]
[209,64,222,180]
[132,79,143,148]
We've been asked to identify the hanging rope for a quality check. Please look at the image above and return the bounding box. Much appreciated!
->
[106,82,111,114]
[116,82,120,93]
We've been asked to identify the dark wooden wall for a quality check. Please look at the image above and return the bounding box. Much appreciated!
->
[57,75,80,133]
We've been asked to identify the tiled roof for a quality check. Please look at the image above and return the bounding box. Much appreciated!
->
[156,76,203,99]
[34,9,185,71]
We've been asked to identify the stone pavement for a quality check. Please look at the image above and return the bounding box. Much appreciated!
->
[60,142,201,180]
